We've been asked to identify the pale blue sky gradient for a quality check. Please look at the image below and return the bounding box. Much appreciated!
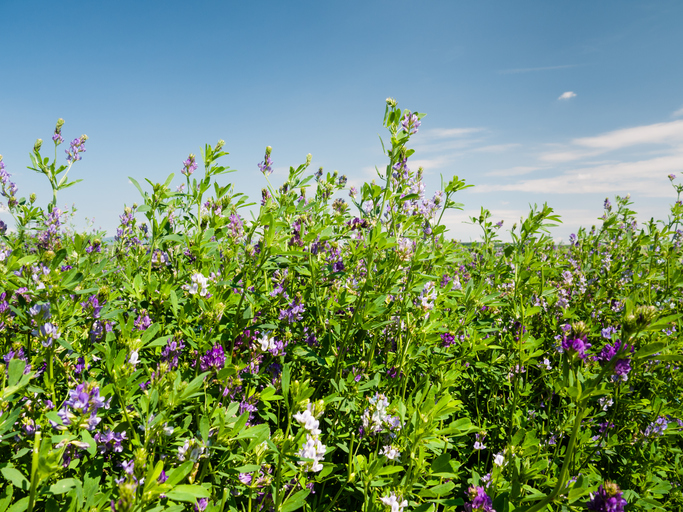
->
[1,1,682,240]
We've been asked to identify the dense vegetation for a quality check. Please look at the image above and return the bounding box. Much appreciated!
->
[0,100,681,512]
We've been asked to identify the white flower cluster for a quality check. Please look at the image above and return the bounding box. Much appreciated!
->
[294,402,326,472]
[380,445,401,460]
[380,491,407,512]
[298,434,326,473]
[362,393,401,435]
[184,272,209,296]
[258,332,276,352]
[418,281,437,311]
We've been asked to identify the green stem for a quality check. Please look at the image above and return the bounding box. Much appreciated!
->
[27,431,42,512]
[526,406,586,512]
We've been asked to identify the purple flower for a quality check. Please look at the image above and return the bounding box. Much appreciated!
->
[134,313,152,331]
[59,381,108,431]
[464,485,495,512]
[258,147,273,176]
[94,428,127,454]
[401,111,421,135]
[199,344,225,372]
[181,153,198,176]
[644,416,669,438]
[81,295,102,319]
[65,135,87,164]
[597,340,633,382]
[194,498,208,512]
[279,298,305,324]
[441,332,455,348]
[161,337,185,370]
[560,337,591,360]
[587,482,627,512]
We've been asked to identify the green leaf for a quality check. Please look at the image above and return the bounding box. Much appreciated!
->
[635,342,667,360]
[281,489,311,512]
[0,486,13,512]
[377,465,403,476]
[7,360,26,387]
[418,481,455,498]
[282,364,291,403]
[6,497,28,512]
[169,484,210,498]
[49,478,77,494]
[0,467,29,491]
[164,461,194,487]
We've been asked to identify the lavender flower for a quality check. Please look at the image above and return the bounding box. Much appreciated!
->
[401,111,421,135]
[644,416,669,438]
[258,147,273,176]
[32,322,60,348]
[58,381,108,431]
[52,118,65,145]
[65,135,87,164]
[161,337,185,370]
[181,153,198,176]
[94,428,127,454]
[279,298,305,323]
[134,313,152,331]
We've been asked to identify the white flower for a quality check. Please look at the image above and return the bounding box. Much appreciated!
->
[128,350,139,366]
[293,408,321,436]
[493,452,506,466]
[381,445,400,460]
[598,397,613,411]
[185,273,209,296]
[298,434,326,472]
[380,492,407,512]
[258,333,276,352]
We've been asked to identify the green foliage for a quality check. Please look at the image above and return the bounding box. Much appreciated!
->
[0,100,681,512]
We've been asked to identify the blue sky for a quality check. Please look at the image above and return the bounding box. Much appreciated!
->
[1,0,682,240]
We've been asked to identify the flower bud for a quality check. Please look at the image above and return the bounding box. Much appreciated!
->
[34,139,43,153]
[55,118,65,132]
[265,146,272,156]
[30,193,36,204]
[306,153,312,166]
[386,97,397,107]
[80,134,88,142]
[215,139,225,152]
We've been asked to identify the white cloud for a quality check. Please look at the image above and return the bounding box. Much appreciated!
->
[573,119,683,150]
[558,91,577,101]
[499,64,578,74]
[485,166,543,177]
[672,106,683,118]
[419,127,484,140]
[471,143,521,153]
[474,153,683,197]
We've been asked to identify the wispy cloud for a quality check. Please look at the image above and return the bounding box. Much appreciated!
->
[475,153,683,197]
[574,119,683,150]
[418,127,484,140]
[558,91,577,101]
[471,143,520,153]
[673,106,683,118]
[499,64,578,74]
[485,166,543,177]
